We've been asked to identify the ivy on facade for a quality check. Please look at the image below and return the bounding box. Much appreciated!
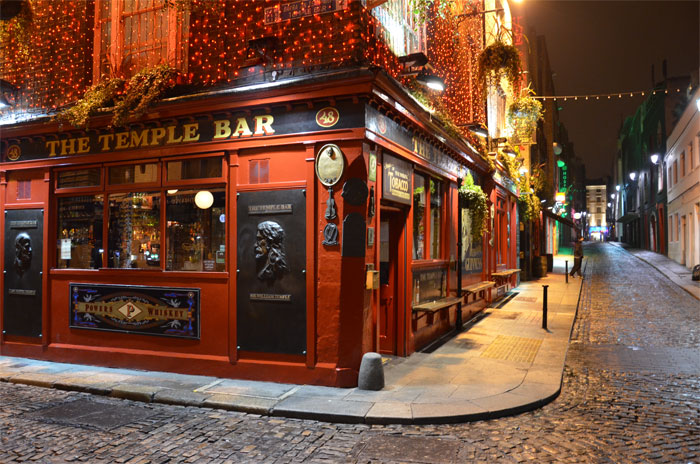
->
[459,172,489,241]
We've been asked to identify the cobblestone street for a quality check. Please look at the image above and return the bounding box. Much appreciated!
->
[1,243,698,463]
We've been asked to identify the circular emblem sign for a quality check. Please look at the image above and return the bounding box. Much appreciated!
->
[316,107,340,128]
[315,144,344,187]
[6,145,21,161]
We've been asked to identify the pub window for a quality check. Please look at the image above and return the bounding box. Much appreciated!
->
[166,189,226,271]
[167,157,223,181]
[412,174,426,259]
[108,192,161,269]
[57,195,104,269]
[429,179,442,259]
[55,157,225,272]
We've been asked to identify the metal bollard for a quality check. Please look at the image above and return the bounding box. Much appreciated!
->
[565,260,568,283]
[542,284,549,330]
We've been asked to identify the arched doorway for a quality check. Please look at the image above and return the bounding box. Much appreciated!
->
[649,214,657,252]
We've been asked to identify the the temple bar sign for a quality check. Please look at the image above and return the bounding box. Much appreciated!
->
[1,101,364,162]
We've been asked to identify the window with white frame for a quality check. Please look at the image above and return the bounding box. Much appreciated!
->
[371,0,426,57]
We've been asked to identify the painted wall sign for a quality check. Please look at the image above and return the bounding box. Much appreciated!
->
[1,102,363,162]
[264,0,347,24]
[382,153,413,205]
[69,283,200,339]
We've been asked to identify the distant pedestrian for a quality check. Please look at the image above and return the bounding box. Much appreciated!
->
[570,237,584,278]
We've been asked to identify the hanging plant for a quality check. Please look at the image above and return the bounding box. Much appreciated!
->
[477,40,522,92]
[516,172,541,223]
[508,88,543,144]
[55,78,125,129]
[0,0,33,59]
[459,172,489,242]
[112,64,178,127]
[56,65,178,129]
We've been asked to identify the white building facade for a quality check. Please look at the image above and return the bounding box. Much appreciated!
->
[665,87,700,269]
[586,184,607,240]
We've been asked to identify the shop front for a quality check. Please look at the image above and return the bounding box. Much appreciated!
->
[1,75,493,386]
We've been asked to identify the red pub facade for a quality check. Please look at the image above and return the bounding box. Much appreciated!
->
[0,0,520,387]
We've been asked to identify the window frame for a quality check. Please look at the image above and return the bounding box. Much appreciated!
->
[411,171,446,264]
[53,155,227,273]
[93,0,185,82]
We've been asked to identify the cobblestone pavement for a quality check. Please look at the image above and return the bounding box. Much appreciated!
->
[1,243,699,463]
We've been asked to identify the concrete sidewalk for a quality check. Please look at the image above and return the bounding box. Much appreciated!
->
[0,255,583,425]
[609,241,700,300]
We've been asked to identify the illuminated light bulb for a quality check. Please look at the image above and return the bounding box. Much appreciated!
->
[195,190,214,209]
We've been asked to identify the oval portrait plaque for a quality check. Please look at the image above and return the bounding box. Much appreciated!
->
[315,144,345,187]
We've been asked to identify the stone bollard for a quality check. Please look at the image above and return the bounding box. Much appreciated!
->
[358,352,384,391]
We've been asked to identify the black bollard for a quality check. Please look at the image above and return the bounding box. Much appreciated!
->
[565,260,568,283]
[542,284,549,330]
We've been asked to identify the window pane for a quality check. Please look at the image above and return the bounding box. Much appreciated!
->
[429,179,441,259]
[412,175,426,259]
[108,192,161,269]
[109,163,158,185]
[57,195,104,269]
[167,157,223,181]
[166,189,226,272]
[57,169,101,189]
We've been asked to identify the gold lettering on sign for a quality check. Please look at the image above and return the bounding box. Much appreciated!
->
[98,134,114,151]
[150,127,167,146]
[130,129,149,148]
[233,118,253,137]
[115,131,130,149]
[46,141,59,157]
[213,120,231,139]
[254,115,275,135]
[182,123,200,142]
[77,137,90,154]
[166,125,183,144]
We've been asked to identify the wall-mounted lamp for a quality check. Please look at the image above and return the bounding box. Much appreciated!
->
[416,71,445,92]
[629,172,637,181]
[615,185,621,191]
[399,52,445,93]
[611,193,616,199]
[466,124,488,138]
[696,97,700,112]
[518,166,528,175]
[650,154,659,164]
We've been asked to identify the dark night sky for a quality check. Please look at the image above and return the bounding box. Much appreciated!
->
[509,0,700,180]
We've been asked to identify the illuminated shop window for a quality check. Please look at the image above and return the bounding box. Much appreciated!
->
[413,174,426,259]
[429,179,442,259]
[166,189,226,272]
[57,195,104,269]
[108,192,161,269]
[54,157,225,272]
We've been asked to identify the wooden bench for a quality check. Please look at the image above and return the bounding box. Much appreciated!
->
[412,296,462,314]
[462,281,495,302]
[491,269,521,287]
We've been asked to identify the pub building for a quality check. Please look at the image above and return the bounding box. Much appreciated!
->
[0,0,521,387]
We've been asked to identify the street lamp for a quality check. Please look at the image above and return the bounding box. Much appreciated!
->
[616,185,621,192]
[629,172,637,181]
[650,154,659,164]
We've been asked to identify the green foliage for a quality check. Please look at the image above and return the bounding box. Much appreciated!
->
[56,65,177,129]
[508,89,544,144]
[478,40,522,93]
[112,64,178,127]
[55,78,124,129]
[407,0,453,25]
[0,0,34,59]
[459,172,488,242]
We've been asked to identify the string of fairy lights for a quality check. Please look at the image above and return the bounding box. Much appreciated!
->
[532,87,688,102]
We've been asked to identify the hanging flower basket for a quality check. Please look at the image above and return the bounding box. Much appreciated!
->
[508,90,543,144]
[459,172,489,242]
[478,41,522,92]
